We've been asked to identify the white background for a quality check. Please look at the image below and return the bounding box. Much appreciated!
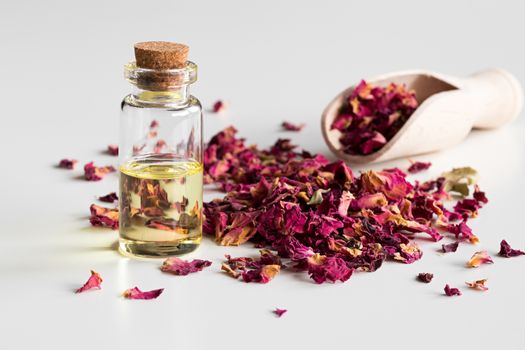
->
[1,1,524,349]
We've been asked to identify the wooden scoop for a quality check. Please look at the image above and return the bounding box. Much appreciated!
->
[321,69,523,164]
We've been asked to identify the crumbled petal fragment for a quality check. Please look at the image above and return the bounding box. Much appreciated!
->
[467,251,494,268]
[444,284,462,296]
[202,128,489,284]
[122,287,164,300]
[282,121,305,132]
[107,144,119,156]
[89,204,119,229]
[442,242,459,253]
[417,273,433,283]
[160,257,212,275]
[330,80,418,155]
[273,308,287,317]
[408,161,432,174]
[75,270,103,293]
[98,192,118,203]
[465,279,488,291]
[84,162,116,181]
[58,158,78,169]
[498,240,525,257]
[150,120,159,128]
[212,100,227,113]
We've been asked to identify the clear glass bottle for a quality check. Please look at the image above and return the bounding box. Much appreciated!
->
[118,42,203,258]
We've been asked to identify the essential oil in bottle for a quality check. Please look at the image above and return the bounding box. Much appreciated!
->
[118,42,203,258]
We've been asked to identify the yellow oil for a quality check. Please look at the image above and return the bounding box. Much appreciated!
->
[118,155,203,258]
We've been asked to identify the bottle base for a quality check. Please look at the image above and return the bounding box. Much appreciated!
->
[118,237,201,258]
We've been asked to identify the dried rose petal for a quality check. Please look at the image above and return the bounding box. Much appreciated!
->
[58,158,78,169]
[89,204,119,229]
[75,270,103,293]
[242,264,281,283]
[281,121,305,132]
[331,80,418,155]
[408,161,431,174]
[273,308,287,317]
[160,257,212,276]
[442,242,459,253]
[498,240,525,258]
[307,254,353,284]
[107,144,119,156]
[446,221,479,244]
[473,185,488,204]
[84,162,115,181]
[393,242,423,264]
[222,250,282,284]
[467,251,494,268]
[122,287,164,300]
[417,273,433,283]
[465,279,488,291]
[98,192,118,203]
[150,120,159,128]
[444,284,462,296]
[212,100,227,113]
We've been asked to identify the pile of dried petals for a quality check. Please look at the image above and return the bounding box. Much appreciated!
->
[203,127,488,284]
[331,80,418,155]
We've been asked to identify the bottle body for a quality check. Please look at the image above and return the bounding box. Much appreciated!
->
[118,91,203,258]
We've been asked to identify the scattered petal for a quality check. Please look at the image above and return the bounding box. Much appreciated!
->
[122,287,164,300]
[98,192,118,203]
[75,270,103,293]
[107,144,119,156]
[498,240,525,258]
[417,273,433,283]
[84,162,115,181]
[442,242,459,253]
[273,308,287,317]
[467,251,494,268]
[160,257,212,275]
[444,284,462,296]
[465,279,488,291]
[212,100,227,113]
[89,204,119,229]
[408,161,431,174]
[281,121,305,132]
[58,158,78,169]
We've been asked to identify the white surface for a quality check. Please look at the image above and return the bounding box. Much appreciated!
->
[1,1,525,349]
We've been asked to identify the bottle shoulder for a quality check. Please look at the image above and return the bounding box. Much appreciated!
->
[121,95,202,111]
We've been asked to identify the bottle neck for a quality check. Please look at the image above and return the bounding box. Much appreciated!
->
[130,85,190,108]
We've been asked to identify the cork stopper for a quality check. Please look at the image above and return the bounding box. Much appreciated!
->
[134,41,189,69]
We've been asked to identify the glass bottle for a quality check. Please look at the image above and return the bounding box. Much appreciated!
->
[118,42,203,258]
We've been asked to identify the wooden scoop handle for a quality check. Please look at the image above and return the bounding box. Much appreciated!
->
[461,69,523,129]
